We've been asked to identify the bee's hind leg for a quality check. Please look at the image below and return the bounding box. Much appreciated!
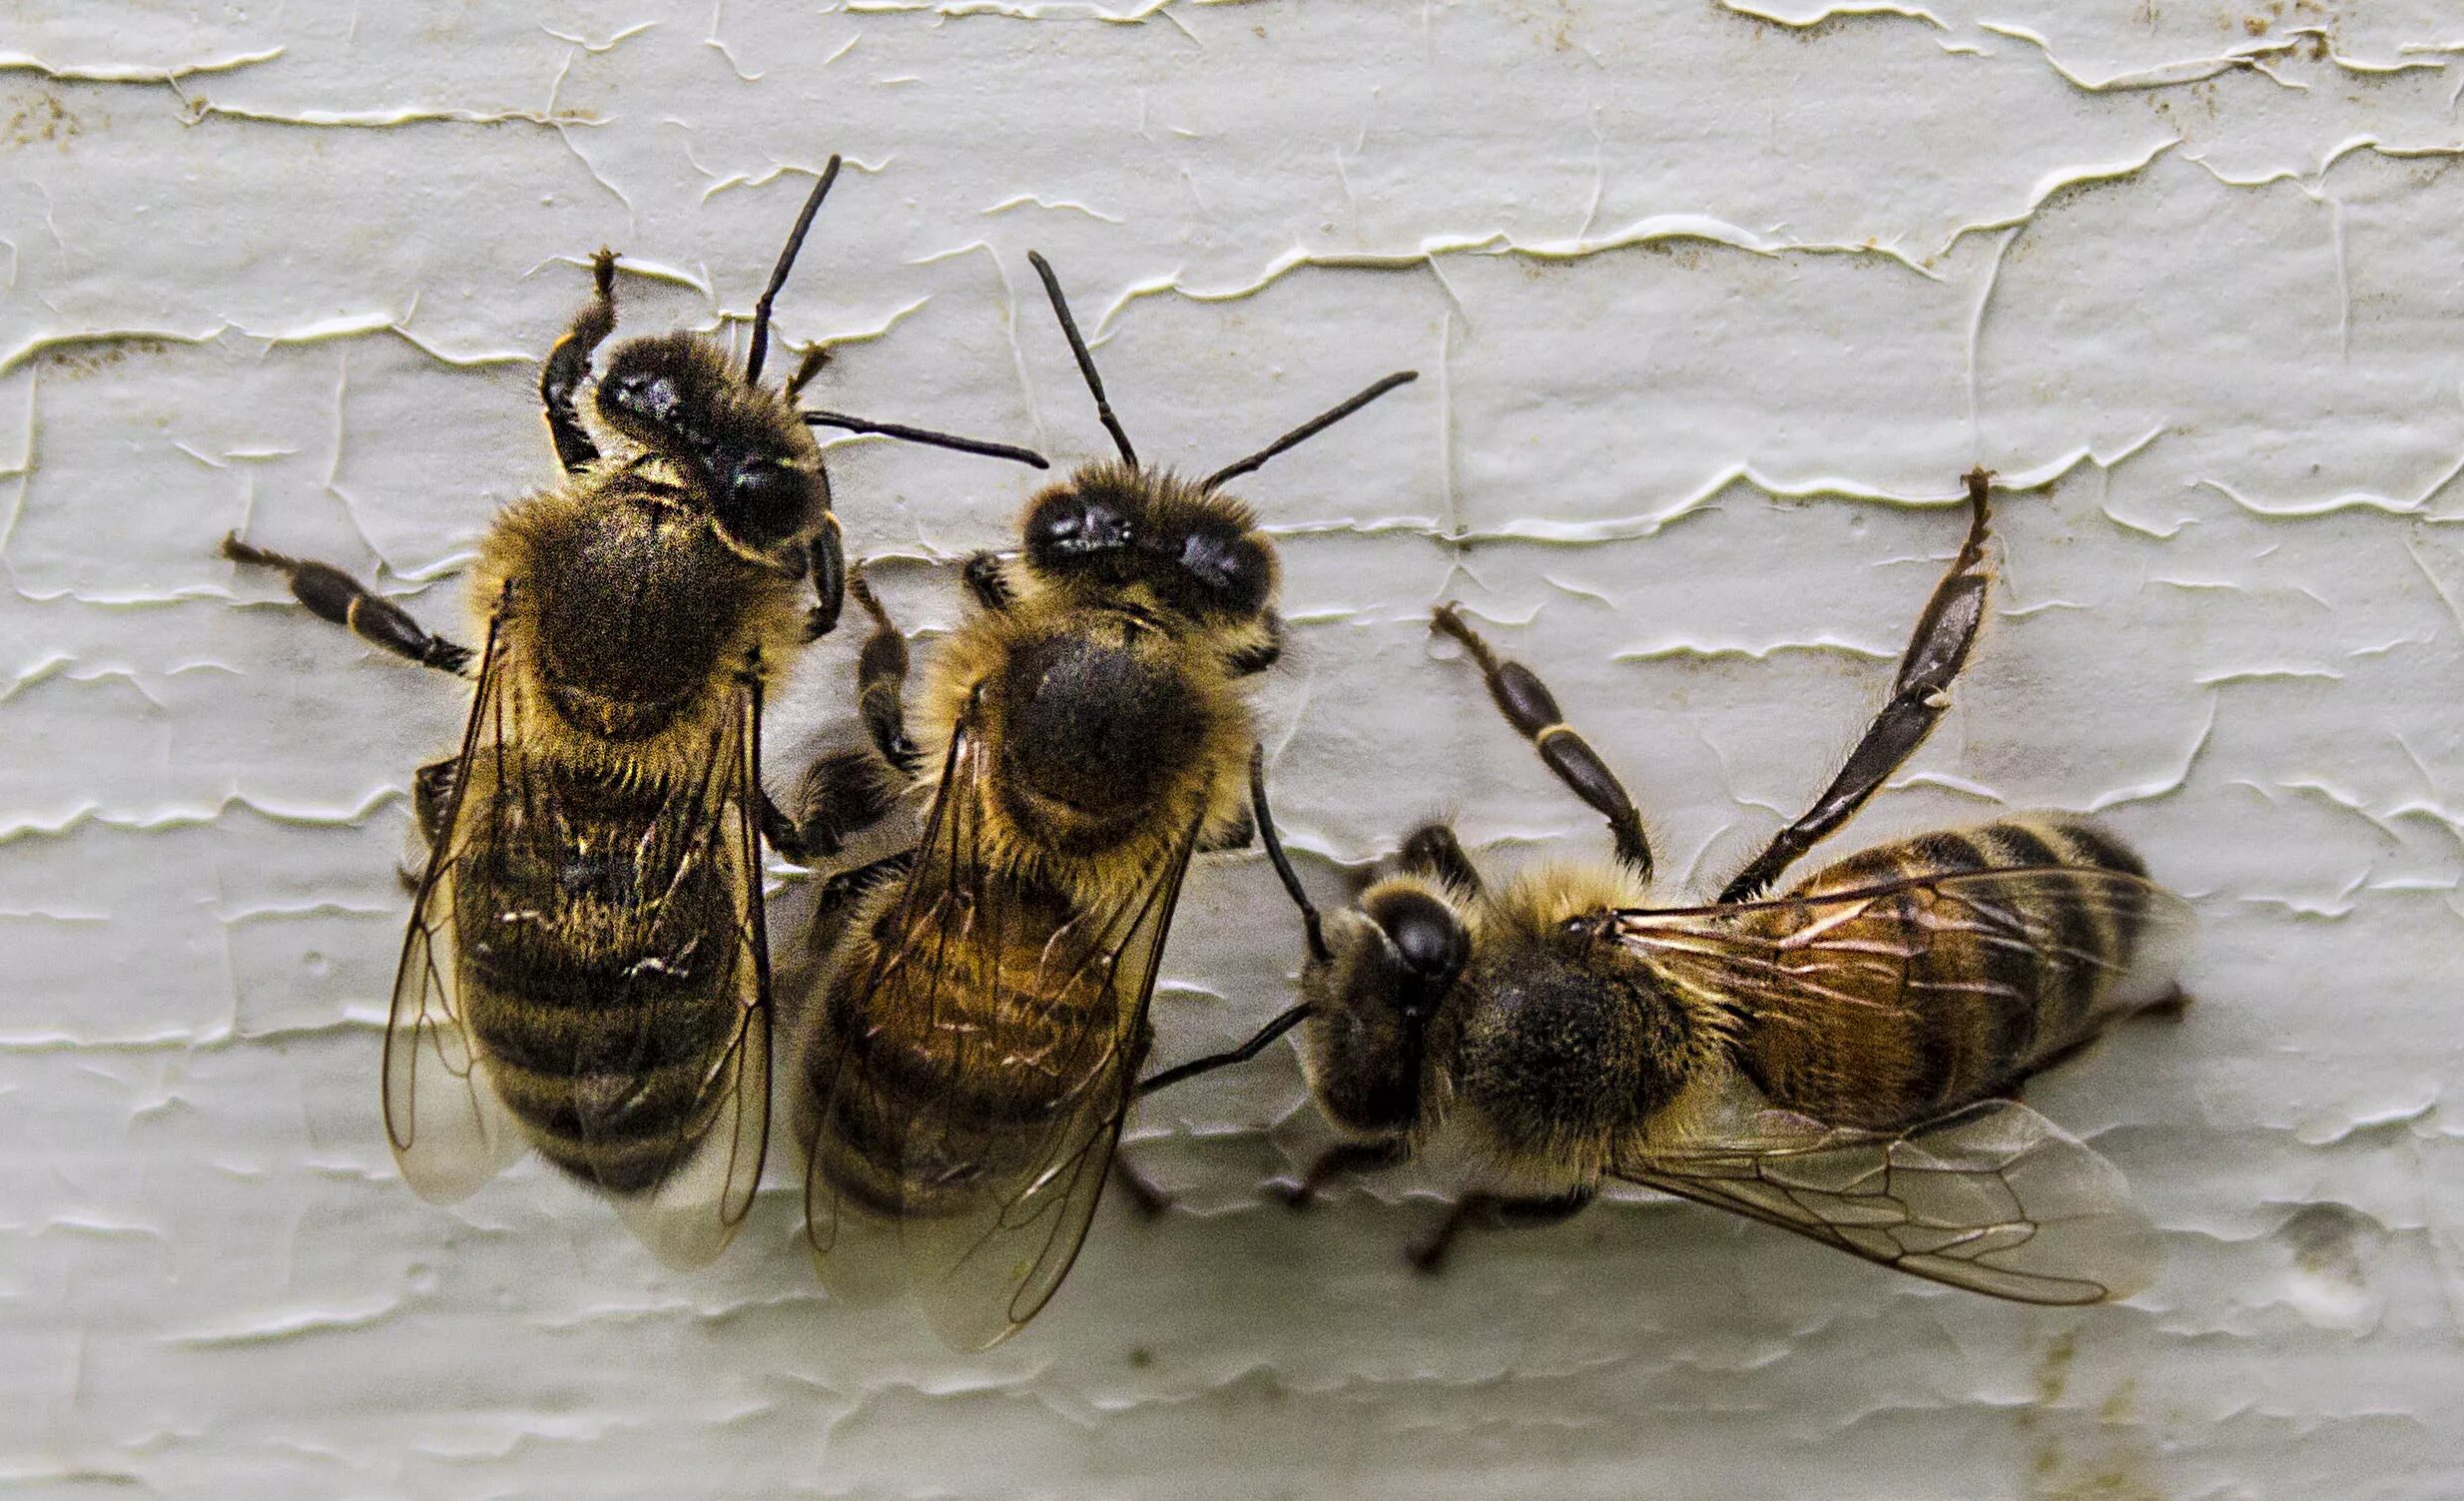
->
[221,535,472,676]
[1407,1185,1594,1275]
[1430,605,1650,880]
[412,757,458,846]
[1717,469,1994,903]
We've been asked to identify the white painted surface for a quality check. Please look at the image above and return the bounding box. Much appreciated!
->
[2,3,2459,1496]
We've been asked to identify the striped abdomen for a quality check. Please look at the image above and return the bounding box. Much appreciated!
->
[803,869,1119,1218]
[1734,816,2181,1130]
[457,764,743,1192]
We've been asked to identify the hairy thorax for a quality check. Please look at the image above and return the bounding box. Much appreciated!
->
[916,598,1253,886]
[474,480,806,770]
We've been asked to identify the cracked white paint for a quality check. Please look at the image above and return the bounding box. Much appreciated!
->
[1,1,2459,1497]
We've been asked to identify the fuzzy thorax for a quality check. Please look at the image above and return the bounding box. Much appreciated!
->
[470,477,808,781]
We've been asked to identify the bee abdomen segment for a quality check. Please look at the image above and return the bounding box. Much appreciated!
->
[1745,816,2161,1129]
[804,899,1124,1219]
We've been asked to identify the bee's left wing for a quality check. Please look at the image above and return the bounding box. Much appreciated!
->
[903,712,1201,1350]
[1618,1085,2157,1305]
[580,675,774,1271]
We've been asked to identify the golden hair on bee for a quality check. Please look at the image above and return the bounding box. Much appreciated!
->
[1206,471,2196,1304]
[788,251,1419,1348]
[219,159,1046,1269]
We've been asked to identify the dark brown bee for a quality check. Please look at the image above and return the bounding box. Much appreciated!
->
[1194,470,2195,1304]
[785,252,1418,1347]
[220,159,1044,1267]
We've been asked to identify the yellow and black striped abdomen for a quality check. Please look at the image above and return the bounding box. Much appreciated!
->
[803,871,1119,1219]
[456,764,745,1193]
[1735,816,2172,1130]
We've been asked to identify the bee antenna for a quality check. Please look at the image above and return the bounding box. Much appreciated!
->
[802,410,1051,468]
[745,154,843,387]
[1025,250,1137,469]
[1250,745,1330,964]
[1201,371,1419,492]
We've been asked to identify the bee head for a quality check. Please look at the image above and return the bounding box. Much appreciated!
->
[1021,463,1278,627]
[596,332,830,564]
[1305,877,1470,1046]
[1297,876,1468,1138]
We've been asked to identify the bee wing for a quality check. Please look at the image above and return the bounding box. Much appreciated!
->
[1611,865,2196,1057]
[382,612,526,1202]
[1619,1087,2159,1305]
[383,609,773,1267]
[905,807,1197,1351]
[799,728,977,1313]
[589,675,775,1270]
[804,704,1200,1350]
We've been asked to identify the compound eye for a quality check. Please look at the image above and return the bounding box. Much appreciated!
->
[716,459,810,548]
[1364,888,1468,1016]
[1025,490,1131,562]
[1177,530,1271,618]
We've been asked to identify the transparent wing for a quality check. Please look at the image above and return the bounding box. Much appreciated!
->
[902,804,1194,1351]
[383,613,773,1268]
[587,676,775,1270]
[1611,865,2196,1064]
[1620,1083,2158,1305]
[382,612,525,1202]
[804,700,1200,1349]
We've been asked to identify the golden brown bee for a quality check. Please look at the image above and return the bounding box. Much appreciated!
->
[221,159,1044,1267]
[1208,470,2195,1304]
[784,252,1419,1347]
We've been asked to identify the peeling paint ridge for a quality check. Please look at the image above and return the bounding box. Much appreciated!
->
[1103,223,1940,329]
[0,786,405,847]
[165,1295,405,1348]
[0,47,284,85]
[1975,21,2291,93]
[1943,138,2179,255]
[1713,0,1945,34]
[179,100,602,132]
[1613,636,1897,664]
[2195,476,2445,520]
[2083,693,2217,812]
[980,193,1125,224]
[844,0,1203,23]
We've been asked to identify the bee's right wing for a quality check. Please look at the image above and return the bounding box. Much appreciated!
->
[1618,1085,2158,1306]
[802,696,1199,1349]
[381,609,525,1202]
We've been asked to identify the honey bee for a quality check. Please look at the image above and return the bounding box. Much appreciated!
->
[221,159,1045,1267]
[1197,470,2195,1304]
[785,251,1419,1347]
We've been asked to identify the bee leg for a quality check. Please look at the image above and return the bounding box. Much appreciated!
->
[803,513,846,642]
[2139,986,2192,1020]
[962,551,1015,613]
[1431,604,1650,880]
[412,756,459,846]
[850,572,921,774]
[1222,612,1285,677]
[1138,1002,1314,1096]
[540,247,619,474]
[807,847,916,961]
[767,749,905,865]
[221,535,473,676]
[1272,1137,1411,1209]
[1407,1186,1593,1275]
[1397,822,1483,898]
[1718,469,1994,903]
